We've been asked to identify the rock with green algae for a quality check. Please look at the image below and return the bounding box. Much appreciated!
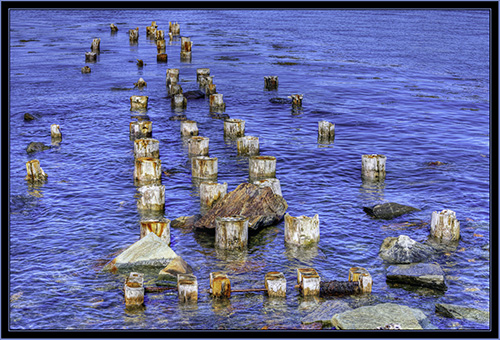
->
[435,303,489,324]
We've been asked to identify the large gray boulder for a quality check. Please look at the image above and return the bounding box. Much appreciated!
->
[435,303,489,324]
[301,300,352,327]
[103,233,177,272]
[331,303,428,330]
[386,262,447,291]
[364,202,420,219]
[379,235,434,264]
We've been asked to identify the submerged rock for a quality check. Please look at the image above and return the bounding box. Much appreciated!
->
[26,142,51,154]
[183,90,205,99]
[194,182,288,231]
[171,215,201,229]
[364,202,420,219]
[379,235,434,264]
[301,300,352,327]
[169,114,187,121]
[435,303,489,324]
[331,303,428,330]
[269,97,293,104]
[24,113,36,121]
[386,262,447,291]
[158,256,193,281]
[102,233,177,272]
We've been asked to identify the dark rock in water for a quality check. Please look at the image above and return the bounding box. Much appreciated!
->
[270,97,292,104]
[24,113,36,121]
[379,235,434,264]
[435,303,489,324]
[183,90,205,99]
[169,114,187,121]
[386,262,447,291]
[131,114,151,121]
[171,215,201,229]
[363,202,420,219]
[211,113,230,120]
[26,142,51,154]
[194,182,288,230]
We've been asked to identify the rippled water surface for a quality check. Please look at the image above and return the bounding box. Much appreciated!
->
[9,9,491,331]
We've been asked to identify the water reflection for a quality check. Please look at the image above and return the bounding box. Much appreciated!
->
[359,178,386,203]
[284,243,320,263]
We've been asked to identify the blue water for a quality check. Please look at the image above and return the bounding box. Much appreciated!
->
[9,9,490,331]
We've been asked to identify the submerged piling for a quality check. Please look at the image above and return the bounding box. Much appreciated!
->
[289,94,303,107]
[85,52,96,62]
[209,94,225,111]
[249,155,276,180]
[51,124,62,141]
[348,267,372,294]
[129,27,139,41]
[130,121,152,140]
[264,76,278,90]
[180,37,192,60]
[124,272,144,306]
[215,216,249,250]
[110,23,118,32]
[90,38,100,52]
[196,68,210,82]
[137,184,165,211]
[430,209,460,242]
[318,120,335,142]
[171,94,187,109]
[177,274,198,302]
[297,268,321,296]
[166,68,179,86]
[265,272,286,297]
[361,154,386,180]
[284,213,320,246]
[157,53,168,62]
[237,136,259,156]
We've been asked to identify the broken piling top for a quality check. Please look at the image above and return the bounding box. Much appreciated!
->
[129,27,139,41]
[171,94,187,109]
[284,213,320,246]
[110,23,118,31]
[215,215,249,250]
[169,21,180,36]
[288,94,303,107]
[51,124,62,140]
[210,272,231,298]
[25,159,48,183]
[166,68,180,85]
[348,267,372,294]
[90,38,100,52]
[264,76,278,90]
[361,154,386,180]
[177,274,198,302]
[188,136,209,157]
[297,268,321,296]
[265,272,286,297]
[130,95,148,111]
[181,37,192,52]
[196,68,210,82]
[124,272,144,306]
[134,138,160,159]
[318,120,335,141]
[430,209,460,242]
[200,181,228,213]
[140,219,171,245]
[249,155,277,181]
[180,120,198,137]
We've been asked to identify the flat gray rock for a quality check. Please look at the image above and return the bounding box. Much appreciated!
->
[435,303,489,324]
[379,235,434,264]
[387,262,447,291]
[331,303,427,330]
[301,300,352,326]
[364,202,420,219]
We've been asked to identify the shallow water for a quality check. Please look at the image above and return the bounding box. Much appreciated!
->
[9,9,490,331]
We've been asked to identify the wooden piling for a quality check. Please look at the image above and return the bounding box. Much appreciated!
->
[430,209,460,242]
[284,213,320,246]
[252,178,282,196]
[224,119,245,139]
[318,120,335,142]
[215,216,249,250]
[51,124,62,140]
[130,95,148,111]
[171,94,187,109]
[90,38,100,52]
[168,84,183,97]
[134,157,161,183]
[209,94,225,111]
[348,267,372,294]
[264,76,278,90]
[157,53,168,62]
[166,68,180,86]
[191,156,218,180]
[188,136,209,157]
[180,37,192,59]
[210,272,231,298]
[140,220,171,245]
[177,274,198,302]
[146,21,157,36]
[25,159,48,183]
[169,21,180,36]
[200,181,227,213]
[196,68,210,82]
[156,39,166,53]
[110,23,118,32]
[130,121,152,140]
[249,155,276,180]
[85,52,96,62]
[129,27,139,41]
[155,29,165,41]
[81,66,91,73]
[297,268,320,296]
[180,120,198,137]
[124,272,144,306]
[205,83,217,96]
[361,154,386,180]
[199,75,213,89]
[137,184,165,211]
[237,136,259,156]
[134,138,160,159]
[134,78,147,88]
[265,272,286,297]
[288,94,303,107]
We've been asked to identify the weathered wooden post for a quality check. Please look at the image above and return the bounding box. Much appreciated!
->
[136,59,143,68]
[180,37,192,59]
[81,66,91,73]
[199,75,213,90]
[168,84,183,97]
[110,23,118,32]
[200,182,227,213]
[196,68,210,82]
[166,68,180,86]
[129,27,139,41]
[85,52,96,62]
[130,121,152,140]
[180,120,198,137]
[146,21,157,36]
[157,53,168,62]
[430,209,460,242]
[224,119,245,139]
[124,272,144,306]
[134,157,161,183]
[289,94,303,107]
[318,120,335,142]
[25,159,48,183]
[265,272,286,297]
[130,96,148,111]
[177,274,198,302]
[264,76,278,90]
[253,178,282,196]
[140,220,170,245]
[137,184,165,211]
[169,21,180,36]
[249,156,276,180]
[348,267,372,294]
[90,38,100,53]
[171,94,187,109]
[215,216,249,250]
[155,29,165,41]
[361,154,386,180]
[134,78,147,88]
[297,268,321,296]
[210,272,231,298]
[209,94,225,111]
[157,39,166,53]
[205,83,217,96]
[134,138,160,159]
[188,136,209,157]
[237,136,259,156]
[51,124,62,141]
[284,213,320,246]
[191,156,218,180]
